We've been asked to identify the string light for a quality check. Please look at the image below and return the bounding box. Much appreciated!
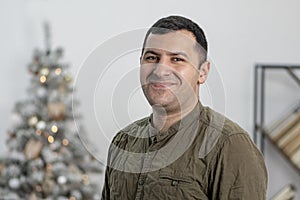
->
[51,125,58,133]
[55,68,62,75]
[48,136,54,143]
[64,74,72,82]
[40,75,47,83]
[82,174,90,185]
[62,139,69,146]
[28,116,38,127]
[39,67,50,76]
[35,129,42,136]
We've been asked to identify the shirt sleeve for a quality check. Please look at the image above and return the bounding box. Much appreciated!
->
[210,133,268,200]
[101,165,110,200]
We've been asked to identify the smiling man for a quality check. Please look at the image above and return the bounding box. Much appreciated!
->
[102,16,267,200]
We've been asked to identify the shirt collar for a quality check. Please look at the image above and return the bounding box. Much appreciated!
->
[148,101,203,143]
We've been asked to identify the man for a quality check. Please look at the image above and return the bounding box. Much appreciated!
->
[102,16,267,200]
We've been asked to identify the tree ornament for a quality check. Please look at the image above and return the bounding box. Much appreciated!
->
[42,178,55,195]
[47,102,65,120]
[24,139,43,160]
[63,74,72,83]
[57,175,67,185]
[36,120,46,130]
[8,178,20,189]
[28,116,38,127]
[39,67,50,76]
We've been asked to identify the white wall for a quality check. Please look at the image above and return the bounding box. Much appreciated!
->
[1,0,300,198]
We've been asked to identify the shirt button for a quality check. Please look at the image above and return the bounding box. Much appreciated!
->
[171,180,178,186]
[138,179,144,185]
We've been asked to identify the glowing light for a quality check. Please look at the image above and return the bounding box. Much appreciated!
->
[36,129,42,135]
[39,67,50,76]
[62,139,69,146]
[40,75,47,83]
[51,125,58,133]
[82,174,90,185]
[55,68,62,75]
[64,74,72,82]
[28,116,38,127]
[48,136,54,143]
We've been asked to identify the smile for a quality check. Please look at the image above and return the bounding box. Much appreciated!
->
[149,81,177,89]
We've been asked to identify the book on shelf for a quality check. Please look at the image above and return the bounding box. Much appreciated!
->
[277,119,300,149]
[291,146,300,169]
[283,128,300,157]
[269,112,300,142]
[271,184,296,200]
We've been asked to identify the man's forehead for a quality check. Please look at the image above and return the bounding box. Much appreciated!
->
[144,30,197,50]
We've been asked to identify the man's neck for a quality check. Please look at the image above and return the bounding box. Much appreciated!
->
[152,100,198,133]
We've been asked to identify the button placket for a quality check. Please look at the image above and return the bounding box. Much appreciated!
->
[135,146,156,199]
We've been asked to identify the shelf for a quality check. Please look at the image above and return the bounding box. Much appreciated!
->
[259,126,300,176]
[253,64,300,176]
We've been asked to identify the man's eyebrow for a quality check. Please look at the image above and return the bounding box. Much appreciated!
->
[143,50,160,56]
[143,50,189,59]
[168,52,189,59]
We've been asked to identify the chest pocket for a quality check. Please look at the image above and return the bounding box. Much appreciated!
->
[159,170,193,186]
[144,169,208,200]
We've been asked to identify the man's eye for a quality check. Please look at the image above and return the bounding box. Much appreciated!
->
[172,57,184,62]
[145,56,158,62]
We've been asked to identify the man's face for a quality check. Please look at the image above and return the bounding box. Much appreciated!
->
[140,30,208,112]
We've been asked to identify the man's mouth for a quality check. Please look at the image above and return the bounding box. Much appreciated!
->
[149,81,176,89]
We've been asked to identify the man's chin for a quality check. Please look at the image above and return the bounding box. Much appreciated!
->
[147,97,177,109]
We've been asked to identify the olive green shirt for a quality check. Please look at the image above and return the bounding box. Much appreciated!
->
[102,102,268,200]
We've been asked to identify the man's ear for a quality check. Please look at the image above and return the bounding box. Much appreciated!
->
[198,61,210,84]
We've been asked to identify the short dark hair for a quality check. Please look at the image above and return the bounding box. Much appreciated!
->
[141,15,208,65]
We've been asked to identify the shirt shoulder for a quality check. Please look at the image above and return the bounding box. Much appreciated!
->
[198,106,257,158]
[111,116,150,147]
[200,106,247,137]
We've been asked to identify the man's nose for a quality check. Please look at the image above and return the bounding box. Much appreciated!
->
[153,57,171,77]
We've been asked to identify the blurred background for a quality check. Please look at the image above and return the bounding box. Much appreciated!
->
[1,0,300,199]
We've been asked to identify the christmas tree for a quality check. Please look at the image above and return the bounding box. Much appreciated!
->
[0,24,102,199]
